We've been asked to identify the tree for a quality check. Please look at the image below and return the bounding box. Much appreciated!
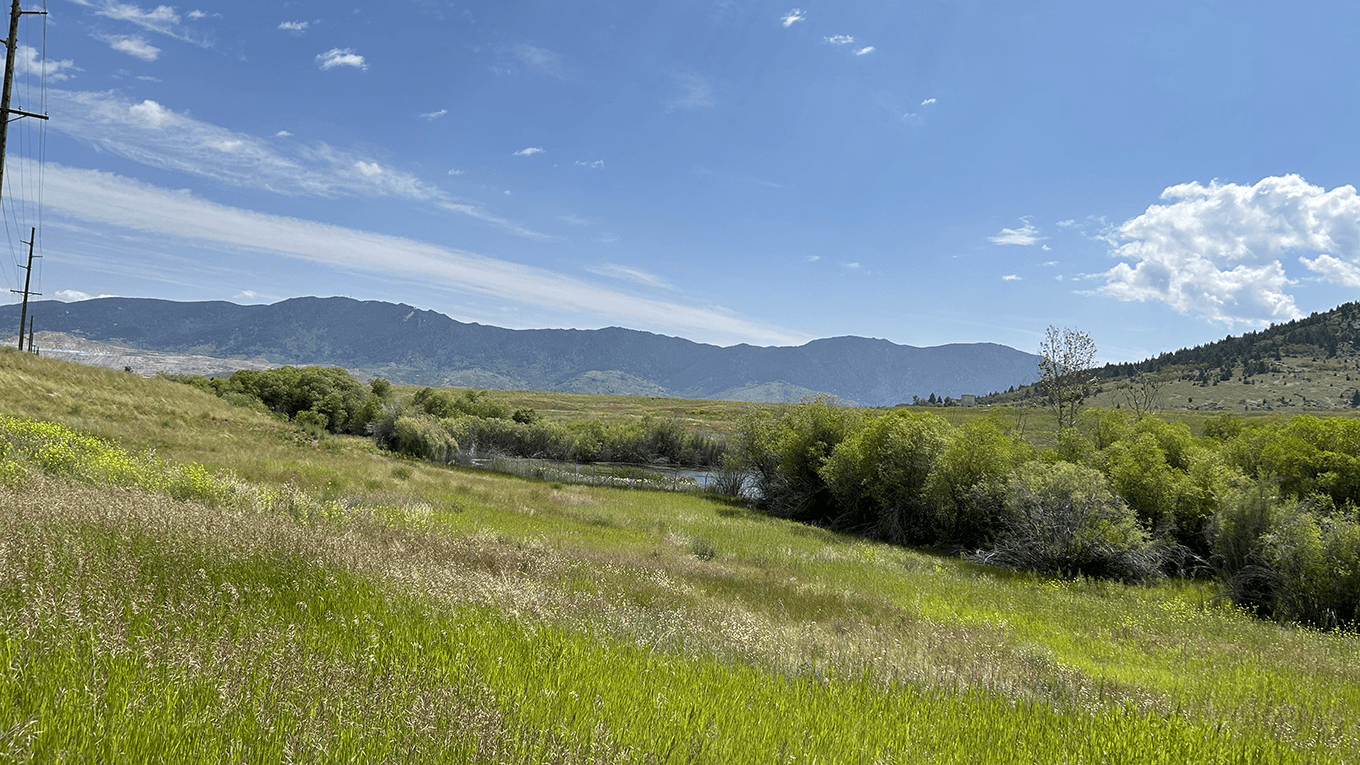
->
[1038,325,1097,430]
[1121,370,1169,418]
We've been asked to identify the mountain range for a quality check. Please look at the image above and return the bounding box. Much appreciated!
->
[1,297,1041,406]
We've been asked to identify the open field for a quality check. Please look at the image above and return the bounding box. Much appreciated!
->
[2,349,1358,762]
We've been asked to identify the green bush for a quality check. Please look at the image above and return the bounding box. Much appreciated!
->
[926,420,1026,548]
[821,410,950,543]
[736,397,862,525]
[392,415,458,464]
[978,462,1165,582]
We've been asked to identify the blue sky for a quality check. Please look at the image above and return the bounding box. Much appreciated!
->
[5,0,1360,362]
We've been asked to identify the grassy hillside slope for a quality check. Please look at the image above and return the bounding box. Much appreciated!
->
[1,349,1357,762]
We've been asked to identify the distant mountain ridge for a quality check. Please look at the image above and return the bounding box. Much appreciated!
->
[1,297,1042,406]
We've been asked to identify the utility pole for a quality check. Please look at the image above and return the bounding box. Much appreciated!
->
[1,2,50,349]
[10,226,35,349]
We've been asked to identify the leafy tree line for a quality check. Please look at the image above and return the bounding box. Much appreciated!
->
[731,398,1360,630]
[166,368,727,468]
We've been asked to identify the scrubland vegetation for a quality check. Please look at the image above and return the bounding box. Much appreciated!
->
[3,349,1359,762]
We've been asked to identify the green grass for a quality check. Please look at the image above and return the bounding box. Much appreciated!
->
[1,349,1358,762]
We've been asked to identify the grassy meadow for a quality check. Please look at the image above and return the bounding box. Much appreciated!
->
[1,349,1358,762]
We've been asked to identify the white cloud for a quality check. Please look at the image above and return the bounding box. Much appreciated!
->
[233,290,258,300]
[275,130,292,137]
[921,98,936,106]
[316,48,367,71]
[854,46,875,56]
[826,35,854,45]
[780,9,806,27]
[1057,219,1076,227]
[575,160,604,169]
[127,98,172,127]
[1042,260,1058,267]
[447,169,464,176]
[842,262,861,270]
[47,89,544,238]
[1100,175,1360,325]
[514,44,570,79]
[989,220,1043,246]
[420,109,448,121]
[667,73,714,110]
[93,2,208,45]
[1301,254,1360,286]
[101,34,161,61]
[1002,274,1021,281]
[513,147,545,157]
[35,161,808,346]
[53,289,117,301]
[1041,244,1051,251]
[354,161,383,176]
[586,263,672,289]
[279,21,309,31]
[805,255,820,262]
[2,45,81,81]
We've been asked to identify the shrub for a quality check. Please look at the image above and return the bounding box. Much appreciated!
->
[392,415,458,464]
[978,461,1165,582]
[735,397,862,525]
[926,420,1025,548]
[821,410,950,543]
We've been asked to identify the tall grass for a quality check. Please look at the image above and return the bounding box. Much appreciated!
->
[0,351,1357,761]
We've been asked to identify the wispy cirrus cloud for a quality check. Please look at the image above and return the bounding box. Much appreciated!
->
[586,263,672,289]
[853,46,875,56]
[575,159,604,169]
[34,160,808,346]
[667,73,714,110]
[46,89,544,238]
[1100,175,1360,325]
[316,48,367,71]
[420,109,448,120]
[513,147,545,157]
[780,8,806,27]
[514,44,571,79]
[76,2,211,46]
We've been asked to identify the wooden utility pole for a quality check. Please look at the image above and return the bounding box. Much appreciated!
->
[0,2,49,349]
[10,227,36,349]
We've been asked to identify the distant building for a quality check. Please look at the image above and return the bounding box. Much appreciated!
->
[960,394,976,407]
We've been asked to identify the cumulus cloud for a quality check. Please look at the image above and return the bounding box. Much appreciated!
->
[1002,274,1021,281]
[233,290,259,300]
[316,48,367,71]
[921,98,936,106]
[421,109,448,120]
[279,21,309,31]
[447,169,465,176]
[780,9,806,27]
[1100,175,1360,325]
[275,130,292,137]
[1057,219,1076,227]
[187,10,206,20]
[100,34,161,61]
[2,45,81,81]
[46,89,545,238]
[989,220,1043,246]
[53,289,117,301]
[854,46,875,56]
[826,35,854,45]
[667,73,714,110]
[513,147,545,156]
